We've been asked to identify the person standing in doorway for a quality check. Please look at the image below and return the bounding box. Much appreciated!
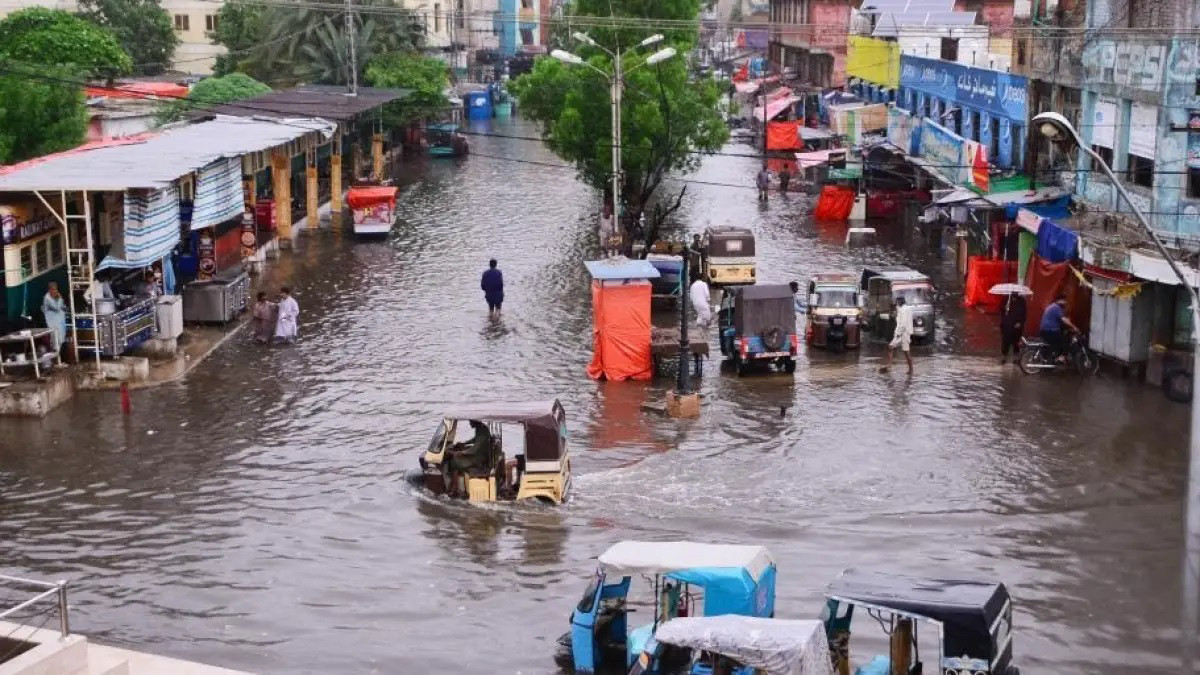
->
[756,163,771,202]
[778,164,792,195]
[881,296,914,373]
[252,291,275,345]
[274,287,299,344]
[599,202,616,256]
[481,258,504,314]
[999,291,1027,364]
[42,282,67,354]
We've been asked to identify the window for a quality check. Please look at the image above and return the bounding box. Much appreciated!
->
[1127,154,1154,187]
[456,0,464,28]
[48,234,62,267]
[205,14,218,31]
[34,239,47,272]
[940,37,959,62]
[1093,145,1114,169]
[1017,39,1027,66]
[990,116,1000,157]
[971,110,981,141]
[19,246,31,278]
[520,27,534,45]
[1189,166,1200,199]
[173,14,189,31]
[434,3,441,32]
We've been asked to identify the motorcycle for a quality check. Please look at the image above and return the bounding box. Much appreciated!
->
[1018,331,1100,376]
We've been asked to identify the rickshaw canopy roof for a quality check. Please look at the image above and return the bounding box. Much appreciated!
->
[810,272,857,286]
[585,257,661,280]
[705,226,754,239]
[653,616,835,675]
[735,284,794,301]
[598,541,774,583]
[346,186,397,208]
[442,400,561,427]
[825,569,1009,643]
[862,266,929,283]
[428,123,459,132]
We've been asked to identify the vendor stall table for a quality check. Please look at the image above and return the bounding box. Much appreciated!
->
[0,328,60,378]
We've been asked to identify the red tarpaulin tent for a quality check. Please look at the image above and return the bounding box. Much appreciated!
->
[586,281,652,381]
[1023,254,1091,337]
[963,256,1018,313]
[813,185,855,221]
[766,121,803,150]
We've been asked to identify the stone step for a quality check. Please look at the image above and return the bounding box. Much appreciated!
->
[82,645,129,675]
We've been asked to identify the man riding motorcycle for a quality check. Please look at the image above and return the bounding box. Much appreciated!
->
[1039,294,1078,362]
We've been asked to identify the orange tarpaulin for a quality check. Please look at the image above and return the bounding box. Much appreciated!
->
[732,63,749,82]
[766,121,803,150]
[347,186,398,208]
[963,256,1017,313]
[1023,254,1091,338]
[813,185,855,221]
[586,281,652,381]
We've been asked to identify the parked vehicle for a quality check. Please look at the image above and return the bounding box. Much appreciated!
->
[646,254,684,305]
[803,272,862,350]
[346,185,396,238]
[1018,331,1099,375]
[417,399,569,504]
[718,284,798,375]
[426,123,469,158]
[631,615,833,675]
[700,226,756,286]
[859,266,936,342]
[557,541,777,675]
[823,569,1019,675]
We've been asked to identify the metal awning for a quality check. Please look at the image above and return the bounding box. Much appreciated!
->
[753,96,801,122]
[0,115,335,193]
[980,186,1068,206]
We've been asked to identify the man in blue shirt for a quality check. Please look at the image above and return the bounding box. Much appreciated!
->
[480,258,504,314]
[1039,294,1077,360]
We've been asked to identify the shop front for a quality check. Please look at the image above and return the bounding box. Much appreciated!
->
[0,203,66,333]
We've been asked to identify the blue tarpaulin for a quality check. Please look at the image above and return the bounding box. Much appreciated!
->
[1004,196,1070,221]
[1035,219,1079,263]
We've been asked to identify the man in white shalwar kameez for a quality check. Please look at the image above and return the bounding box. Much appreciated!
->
[274,287,299,344]
[689,275,712,333]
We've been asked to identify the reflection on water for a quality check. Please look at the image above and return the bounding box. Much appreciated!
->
[0,117,1189,674]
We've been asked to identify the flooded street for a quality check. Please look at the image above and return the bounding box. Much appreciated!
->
[1,117,1190,674]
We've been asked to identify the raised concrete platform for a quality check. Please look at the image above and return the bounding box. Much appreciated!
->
[0,368,76,417]
[0,621,250,675]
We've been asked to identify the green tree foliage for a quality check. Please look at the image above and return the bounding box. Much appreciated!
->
[365,52,448,125]
[157,72,271,122]
[0,65,88,164]
[208,0,424,87]
[0,8,131,80]
[512,0,727,235]
[77,0,178,76]
[208,1,266,78]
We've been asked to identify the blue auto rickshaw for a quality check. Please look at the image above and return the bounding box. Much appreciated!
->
[718,284,798,375]
[557,541,777,675]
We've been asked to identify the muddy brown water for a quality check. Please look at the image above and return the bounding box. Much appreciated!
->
[1,118,1189,674]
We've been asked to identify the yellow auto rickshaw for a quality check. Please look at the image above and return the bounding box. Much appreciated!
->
[700,226,756,286]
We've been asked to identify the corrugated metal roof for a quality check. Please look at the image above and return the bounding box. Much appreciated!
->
[205,85,411,121]
[585,258,661,280]
[0,115,335,193]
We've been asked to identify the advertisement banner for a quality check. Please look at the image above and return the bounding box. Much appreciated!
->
[899,55,1028,121]
[998,118,1014,168]
[919,120,965,186]
[1188,132,1200,170]
[887,106,921,155]
[1093,97,1118,149]
[847,35,900,88]
[1129,102,1158,159]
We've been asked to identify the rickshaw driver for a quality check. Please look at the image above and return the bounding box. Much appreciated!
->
[450,420,493,472]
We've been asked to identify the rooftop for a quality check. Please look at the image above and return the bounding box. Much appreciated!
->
[204,85,412,122]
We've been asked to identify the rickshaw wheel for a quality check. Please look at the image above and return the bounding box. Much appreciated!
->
[783,358,796,374]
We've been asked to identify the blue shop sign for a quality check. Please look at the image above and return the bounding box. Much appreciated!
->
[900,55,1028,121]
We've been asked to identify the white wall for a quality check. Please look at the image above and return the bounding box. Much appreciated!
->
[896,26,1010,71]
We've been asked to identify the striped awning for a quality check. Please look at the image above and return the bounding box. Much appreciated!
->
[191,158,244,230]
[98,187,180,270]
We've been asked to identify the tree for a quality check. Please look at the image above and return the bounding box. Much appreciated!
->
[512,0,727,245]
[0,8,131,80]
[208,1,266,78]
[0,65,88,164]
[157,72,271,122]
[77,0,178,76]
[365,52,449,125]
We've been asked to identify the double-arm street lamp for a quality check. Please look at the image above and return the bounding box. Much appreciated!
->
[551,33,677,225]
[1033,111,1200,673]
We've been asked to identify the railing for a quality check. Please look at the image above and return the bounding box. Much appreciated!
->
[0,574,70,638]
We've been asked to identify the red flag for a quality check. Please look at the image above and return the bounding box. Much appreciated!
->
[972,143,990,192]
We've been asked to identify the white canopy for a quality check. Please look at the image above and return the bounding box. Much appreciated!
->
[654,616,834,675]
[597,541,775,583]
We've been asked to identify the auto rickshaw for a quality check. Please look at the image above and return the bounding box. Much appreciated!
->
[859,266,936,342]
[418,399,569,504]
[632,615,834,675]
[700,226,756,286]
[718,284,798,375]
[804,272,863,351]
[557,541,777,675]
[426,123,469,157]
[822,569,1019,675]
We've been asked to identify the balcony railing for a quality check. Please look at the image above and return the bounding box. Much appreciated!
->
[0,574,70,639]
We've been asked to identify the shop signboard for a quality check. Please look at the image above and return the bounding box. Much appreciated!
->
[847,35,900,88]
[0,204,57,246]
[1129,102,1158,159]
[241,177,257,261]
[899,55,1028,122]
[887,106,921,155]
[998,117,1014,168]
[1093,97,1118,149]
[197,229,215,280]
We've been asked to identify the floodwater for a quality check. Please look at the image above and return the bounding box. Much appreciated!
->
[1,117,1191,674]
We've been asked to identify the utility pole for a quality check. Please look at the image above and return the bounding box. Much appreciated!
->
[345,0,358,96]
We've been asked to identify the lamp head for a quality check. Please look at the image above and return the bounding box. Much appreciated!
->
[639,34,664,48]
[572,31,597,46]
[551,49,583,65]
[646,47,678,66]
[1032,111,1079,148]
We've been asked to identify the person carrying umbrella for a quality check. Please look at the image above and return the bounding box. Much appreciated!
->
[1000,290,1027,364]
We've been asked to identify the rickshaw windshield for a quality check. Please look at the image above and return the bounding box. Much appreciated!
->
[895,285,931,305]
[577,574,602,613]
[817,289,857,308]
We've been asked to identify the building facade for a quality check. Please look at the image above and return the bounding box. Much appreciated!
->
[768,0,849,87]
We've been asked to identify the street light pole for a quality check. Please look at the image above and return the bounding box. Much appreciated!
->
[1033,111,1200,673]
[677,252,691,394]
